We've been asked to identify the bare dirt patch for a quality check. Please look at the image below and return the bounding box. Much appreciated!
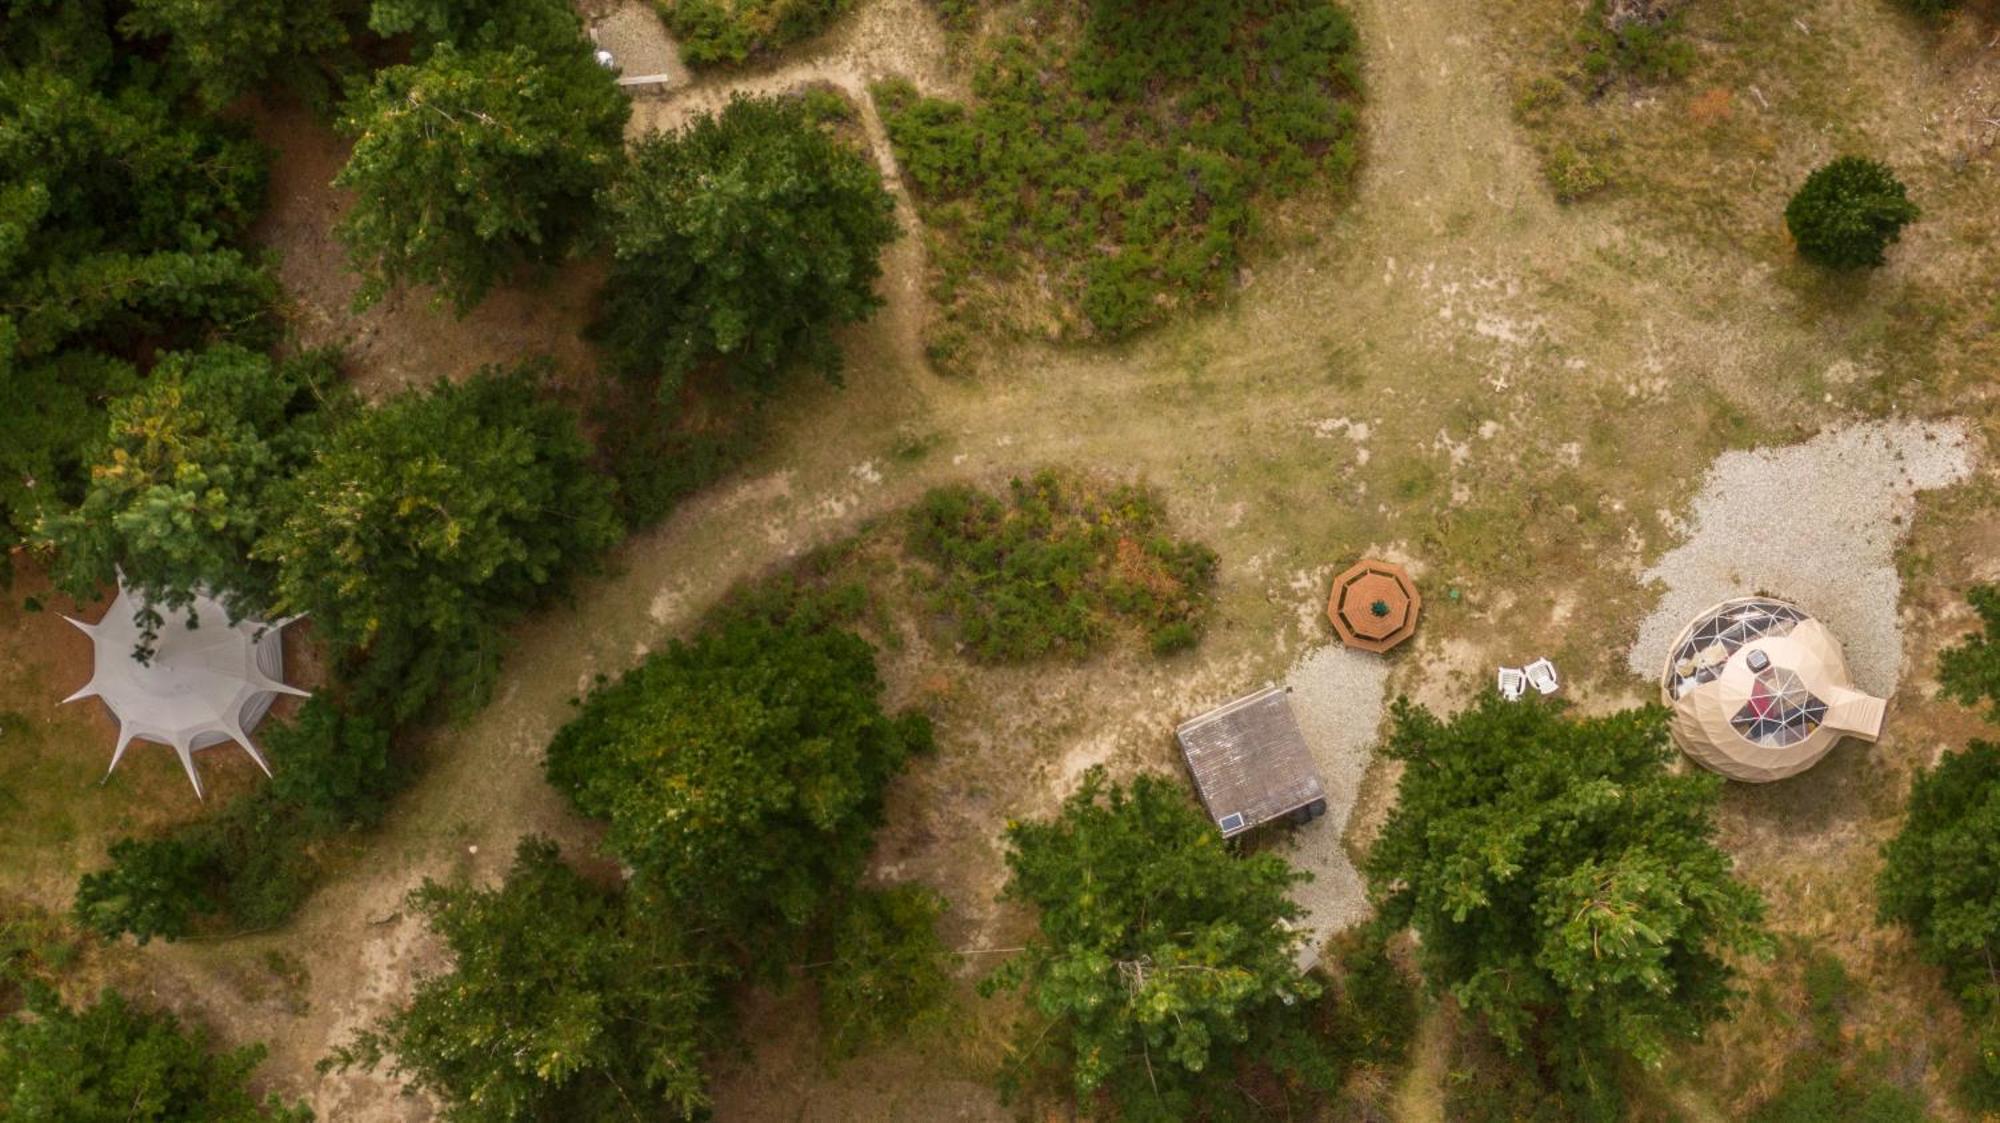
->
[246,103,606,400]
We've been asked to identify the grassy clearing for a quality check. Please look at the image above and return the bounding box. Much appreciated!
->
[1499,0,1998,396]
[875,0,1361,361]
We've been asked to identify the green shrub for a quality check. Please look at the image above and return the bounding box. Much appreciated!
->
[73,837,221,945]
[1576,0,1695,85]
[874,0,1361,340]
[817,885,955,1057]
[905,471,1217,662]
[1877,738,2000,1108]
[655,0,852,65]
[263,698,398,832]
[0,989,310,1121]
[1750,1068,1927,1123]
[1367,696,1770,1117]
[545,610,931,964]
[1545,144,1610,202]
[256,363,621,723]
[1784,156,1920,269]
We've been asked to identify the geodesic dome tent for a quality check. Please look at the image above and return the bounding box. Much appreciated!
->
[1659,597,1885,783]
[62,582,308,799]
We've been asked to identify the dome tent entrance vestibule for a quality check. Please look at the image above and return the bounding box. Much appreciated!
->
[62,581,308,799]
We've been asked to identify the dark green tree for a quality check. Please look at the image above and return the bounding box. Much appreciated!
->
[37,345,341,623]
[254,364,620,721]
[596,93,897,398]
[334,43,628,311]
[0,988,309,1121]
[985,769,1333,1120]
[1366,696,1769,1115]
[0,53,276,554]
[327,837,716,1122]
[1784,156,1920,269]
[367,0,583,55]
[545,611,930,960]
[118,0,350,109]
[72,837,220,945]
[1877,742,2000,1105]
[1938,584,2000,716]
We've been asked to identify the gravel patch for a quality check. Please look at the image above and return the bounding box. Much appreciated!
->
[589,1,688,88]
[1278,643,1391,967]
[1627,418,1976,695]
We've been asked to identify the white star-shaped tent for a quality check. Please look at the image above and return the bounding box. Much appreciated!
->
[62,583,308,799]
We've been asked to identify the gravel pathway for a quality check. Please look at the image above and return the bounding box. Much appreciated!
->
[1279,643,1391,967]
[1627,418,1976,695]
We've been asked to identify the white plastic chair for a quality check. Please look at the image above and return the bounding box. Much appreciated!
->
[1524,657,1560,695]
[1497,666,1527,701]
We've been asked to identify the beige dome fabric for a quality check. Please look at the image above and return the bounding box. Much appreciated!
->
[63,583,308,799]
[1660,597,1884,783]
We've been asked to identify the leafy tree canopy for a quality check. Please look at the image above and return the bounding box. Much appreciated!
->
[1784,156,1920,269]
[654,0,852,67]
[817,884,955,1058]
[254,363,620,721]
[72,836,220,945]
[37,344,343,623]
[334,42,628,311]
[1365,696,1768,1113]
[367,0,584,55]
[327,837,715,1122]
[0,48,276,553]
[986,769,1327,1120]
[545,609,930,959]
[1937,583,2000,716]
[596,93,897,399]
[0,988,309,1121]
[1877,741,2000,1101]
[119,0,350,109]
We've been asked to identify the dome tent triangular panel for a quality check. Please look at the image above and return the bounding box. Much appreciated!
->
[1659,596,1884,783]
[62,582,308,799]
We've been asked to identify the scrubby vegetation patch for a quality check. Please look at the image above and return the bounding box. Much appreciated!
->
[905,470,1217,661]
[875,0,1361,348]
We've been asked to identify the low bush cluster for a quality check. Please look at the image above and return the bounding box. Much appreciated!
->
[0,987,309,1121]
[1576,0,1695,86]
[875,0,1361,342]
[655,0,853,66]
[905,471,1217,661]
